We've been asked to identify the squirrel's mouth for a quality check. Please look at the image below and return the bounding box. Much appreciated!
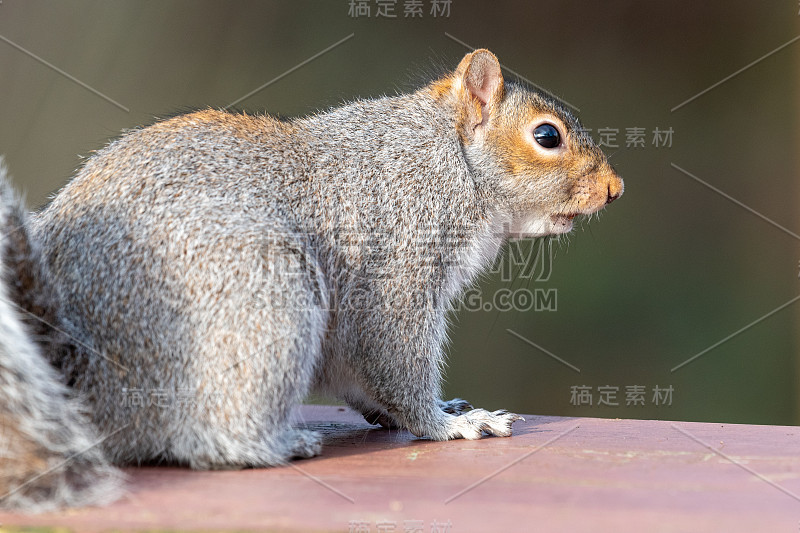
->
[550,213,577,234]
[508,212,579,238]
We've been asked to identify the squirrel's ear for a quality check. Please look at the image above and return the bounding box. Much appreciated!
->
[454,49,504,133]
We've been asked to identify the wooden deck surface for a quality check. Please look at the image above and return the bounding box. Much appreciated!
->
[1,405,798,532]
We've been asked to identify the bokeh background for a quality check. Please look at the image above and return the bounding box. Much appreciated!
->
[0,1,797,425]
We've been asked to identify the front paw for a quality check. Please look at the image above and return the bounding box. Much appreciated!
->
[438,398,473,415]
[452,408,525,439]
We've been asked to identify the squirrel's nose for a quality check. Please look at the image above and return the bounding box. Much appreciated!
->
[607,186,620,204]
[605,173,624,204]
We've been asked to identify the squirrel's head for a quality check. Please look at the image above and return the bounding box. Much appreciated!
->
[431,49,624,237]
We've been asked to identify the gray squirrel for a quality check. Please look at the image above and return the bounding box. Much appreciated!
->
[0,49,622,511]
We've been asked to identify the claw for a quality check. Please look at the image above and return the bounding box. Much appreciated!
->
[439,398,474,415]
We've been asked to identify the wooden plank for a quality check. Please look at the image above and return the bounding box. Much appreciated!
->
[1,405,798,532]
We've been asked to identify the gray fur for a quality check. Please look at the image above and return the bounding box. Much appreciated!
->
[0,164,123,512]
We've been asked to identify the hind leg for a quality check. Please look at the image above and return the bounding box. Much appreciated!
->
[166,237,330,469]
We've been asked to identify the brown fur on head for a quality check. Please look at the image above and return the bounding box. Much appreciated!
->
[437,49,623,237]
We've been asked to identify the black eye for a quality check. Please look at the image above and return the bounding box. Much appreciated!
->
[533,123,561,149]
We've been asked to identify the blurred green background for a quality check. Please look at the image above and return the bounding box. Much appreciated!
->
[0,1,797,425]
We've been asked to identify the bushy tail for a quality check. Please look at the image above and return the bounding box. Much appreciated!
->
[0,161,123,513]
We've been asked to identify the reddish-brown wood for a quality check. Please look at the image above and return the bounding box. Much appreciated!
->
[1,405,798,532]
